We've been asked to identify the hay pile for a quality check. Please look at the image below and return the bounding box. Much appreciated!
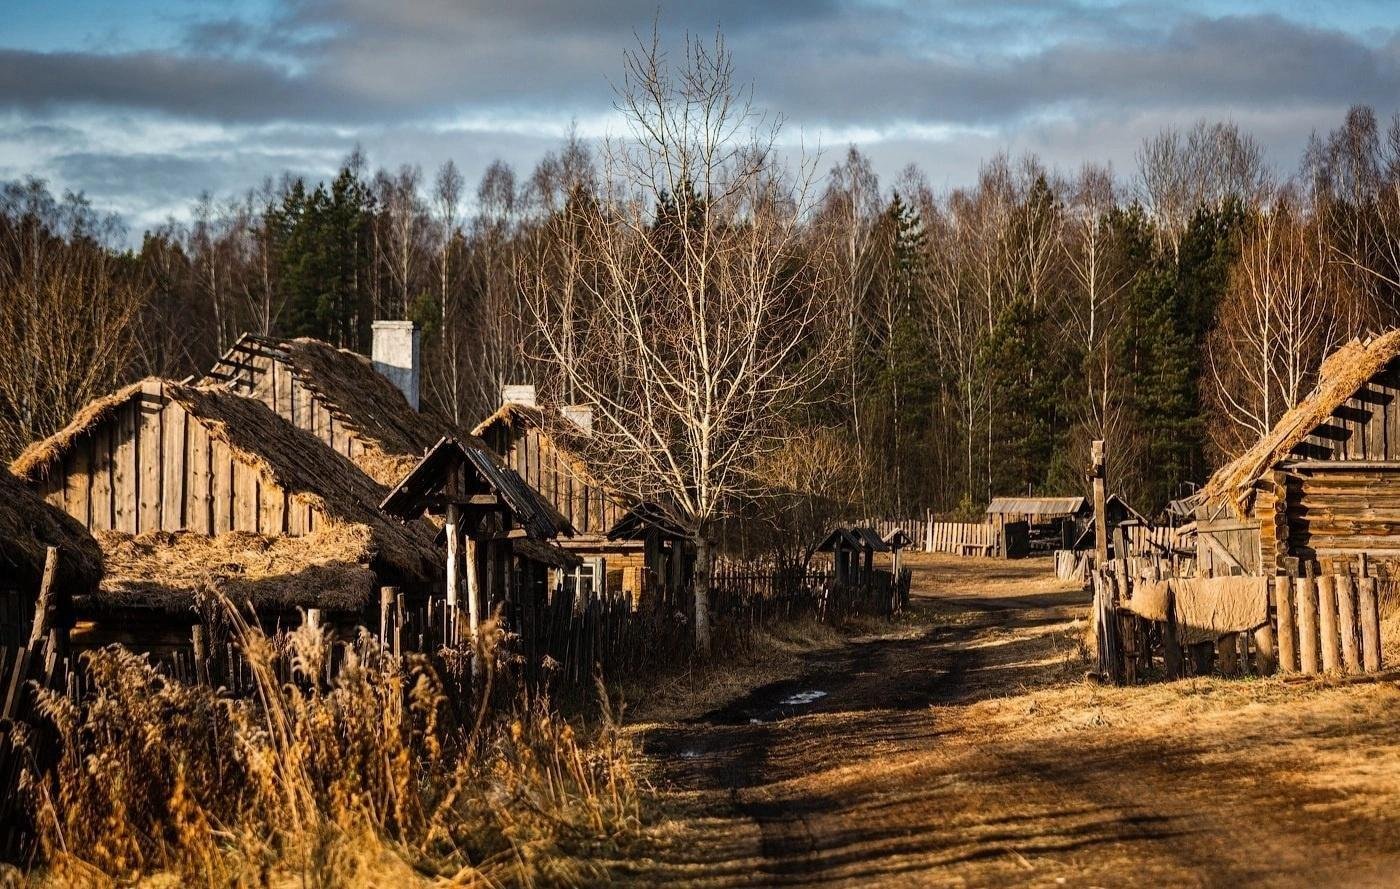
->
[13,379,441,587]
[0,466,103,590]
[92,525,376,613]
[1199,330,1400,517]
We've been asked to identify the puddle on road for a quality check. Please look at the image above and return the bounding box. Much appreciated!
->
[778,690,828,707]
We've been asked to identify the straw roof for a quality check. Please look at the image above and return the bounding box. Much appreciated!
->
[0,466,103,591]
[90,526,375,615]
[1199,330,1400,517]
[12,379,441,588]
[205,334,493,486]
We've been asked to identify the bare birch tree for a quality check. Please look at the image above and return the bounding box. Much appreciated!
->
[524,30,836,653]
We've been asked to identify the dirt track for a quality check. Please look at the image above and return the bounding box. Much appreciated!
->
[615,553,1400,887]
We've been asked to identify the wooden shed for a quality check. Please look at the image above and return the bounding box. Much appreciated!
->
[1197,330,1400,576]
[986,496,1089,551]
[9,379,442,647]
[473,392,692,603]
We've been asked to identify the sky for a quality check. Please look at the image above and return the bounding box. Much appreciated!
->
[3,0,1399,237]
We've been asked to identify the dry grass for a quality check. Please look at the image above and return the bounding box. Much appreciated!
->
[94,524,376,613]
[0,465,103,591]
[16,602,640,888]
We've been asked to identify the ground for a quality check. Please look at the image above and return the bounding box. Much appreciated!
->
[611,552,1400,887]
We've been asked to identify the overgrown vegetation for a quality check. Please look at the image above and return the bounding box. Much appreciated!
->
[16,613,640,887]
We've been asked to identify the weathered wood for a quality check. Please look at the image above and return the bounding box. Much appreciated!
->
[90,421,114,530]
[161,398,187,529]
[137,388,164,533]
[1275,575,1297,673]
[1216,632,1239,676]
[1358,575,1382,673]
[113,399,138,533]
[1297,572,1320,675]
[1317,575,1341,673]
[446,503,461,646]
[1253,622,1276,675]
[1336,573,1362,674]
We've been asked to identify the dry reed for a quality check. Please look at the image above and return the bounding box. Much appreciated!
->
[17,595,640,887]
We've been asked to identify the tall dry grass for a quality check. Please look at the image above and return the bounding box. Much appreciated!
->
[17,607,640,888]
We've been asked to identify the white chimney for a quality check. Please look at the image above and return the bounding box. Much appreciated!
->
[372,320,420,411]
[501,383,537,407]
[561,404,593,435]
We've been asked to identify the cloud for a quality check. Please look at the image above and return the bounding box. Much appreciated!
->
[2,1,1399,235]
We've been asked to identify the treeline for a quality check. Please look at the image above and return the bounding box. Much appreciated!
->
[4,106,1400,516]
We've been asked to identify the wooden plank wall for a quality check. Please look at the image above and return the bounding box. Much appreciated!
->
[506,428,625,537]
[249,355,364,462]
[38,385,314,537]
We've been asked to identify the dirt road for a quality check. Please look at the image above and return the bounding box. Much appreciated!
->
[616,553,1400,887]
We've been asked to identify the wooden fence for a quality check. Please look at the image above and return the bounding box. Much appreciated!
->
[926,522,1001,556]
[863,516,931,550]
[1092,555,1387,683]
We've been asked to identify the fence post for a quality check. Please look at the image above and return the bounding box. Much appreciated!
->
[1297,569,1320,675]
[1336,572,1362,675]
[1275,572,1297,673]
[1359,573,1382,673]
[1317,574,1341,674]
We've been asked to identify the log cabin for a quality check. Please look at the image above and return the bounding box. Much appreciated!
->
[0,466,103,657]
[9,378,443,651]
[472,386,694,606]
[1196,330,1400,577]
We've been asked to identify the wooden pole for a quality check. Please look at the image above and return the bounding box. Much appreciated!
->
[1163,581,1184,679]
[445,503,461,646]
[1275,574,1297,673]
[1090,441,1109,569]
[379,586,397,653]
[1359,575,1382,673]
[1317,574,1341,674]
[1297,570,1320,675]
[192,623,209,686]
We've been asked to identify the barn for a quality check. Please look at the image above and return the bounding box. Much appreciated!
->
[1196,330,1400,577]
[986,496,1091,552]
[472,386,693,605]
[8,378,444,649]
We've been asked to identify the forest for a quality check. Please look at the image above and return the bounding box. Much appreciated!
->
[5,104,1400,518]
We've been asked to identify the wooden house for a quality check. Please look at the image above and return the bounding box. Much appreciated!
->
[472,389,693,604]
[0,466,103,656]
[1196,330,1400,577]
[9,378,443,649]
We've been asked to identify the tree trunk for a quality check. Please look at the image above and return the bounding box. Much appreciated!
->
[693,534,713,656]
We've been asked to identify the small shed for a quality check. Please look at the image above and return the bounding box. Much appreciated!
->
[817,527,888,584]
[606,502,692,610]
[1198,330,1400,576]
[986,496,1090,551]
[882,527,914,574]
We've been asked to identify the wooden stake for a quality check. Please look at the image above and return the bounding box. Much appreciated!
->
[1275,574,1297,673]
[1317,575,1341,674]
[1090,440,1109,569]
[1359,575,1382,673]
[379,586,397,653]
[1297,569,1320,675]
[446,503,461,646]
[1336,573,1361,675]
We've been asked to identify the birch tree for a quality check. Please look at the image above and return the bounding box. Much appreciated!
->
[524,30,836,654]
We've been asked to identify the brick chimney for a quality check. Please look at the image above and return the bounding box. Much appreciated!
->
[372,320,420,411]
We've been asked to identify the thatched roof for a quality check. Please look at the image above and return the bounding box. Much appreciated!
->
[204,334,492,486]
[12,379,441,589]
[0,467,103,592]
[89,527,375,615]
[1199,330,1400,517]
[380,436,574,539]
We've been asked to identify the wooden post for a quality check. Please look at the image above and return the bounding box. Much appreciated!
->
[1216,633,1238,676]
[1090,441,1109,569]
[465,537,482,646]
[1359,575,1382,673]
[1317,574,1341,674]
[445,503,461,646]
[379,586,397,653]
[191,623,209,686]
[1336,573,1362,675]
[1275,573,1297,673]
[1297,570,1320,675]
[1253,622,1276,676]
[1163,579,1185,680]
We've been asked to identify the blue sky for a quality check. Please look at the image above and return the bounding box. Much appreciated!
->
[3,0,1399,235]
